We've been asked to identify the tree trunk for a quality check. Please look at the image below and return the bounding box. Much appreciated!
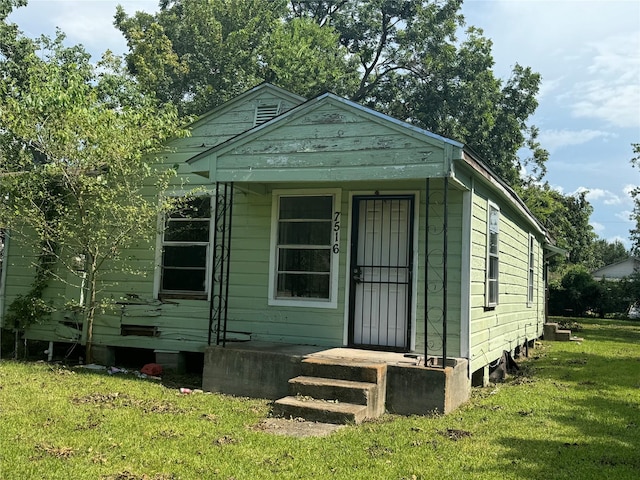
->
[84,256,98,364]
[13,328,19,360]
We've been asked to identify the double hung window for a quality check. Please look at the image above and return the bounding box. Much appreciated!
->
[528,234,535,305]
[159,196,211,298]
[486,202,499,307]
[270,191,339,308]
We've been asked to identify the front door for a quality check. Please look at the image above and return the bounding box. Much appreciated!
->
[349,195,414,350]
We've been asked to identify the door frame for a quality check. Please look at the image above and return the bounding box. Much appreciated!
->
[343,190,420,351]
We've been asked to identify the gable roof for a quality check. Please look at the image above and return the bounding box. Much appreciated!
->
[188,83,306,131]
[182,85,552,243]
[187,91,463,176]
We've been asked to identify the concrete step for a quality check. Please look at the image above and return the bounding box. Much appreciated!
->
[289,376,376,405]
[273,395,369,424]
[543,322,574,342]
[301,357,386,384]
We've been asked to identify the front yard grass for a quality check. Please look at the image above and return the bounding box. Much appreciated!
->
[1,318,639,479]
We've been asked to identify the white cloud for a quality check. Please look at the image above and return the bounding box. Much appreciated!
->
[572,187,624,205]
[538,77,564,100]
[539,129,614,152]
[572,82,640,128]
[591,221,604,233]
[464,2,640,128]
[9,1,158,59]
[615,210,634,223]
[569,30,640,128]
[549,183,565,195]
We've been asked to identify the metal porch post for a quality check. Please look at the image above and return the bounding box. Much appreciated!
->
[208,182,234,347]
[424,177,448,368]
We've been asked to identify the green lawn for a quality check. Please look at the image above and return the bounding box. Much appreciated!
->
[1,318,639,479]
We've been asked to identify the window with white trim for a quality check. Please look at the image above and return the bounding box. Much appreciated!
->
[528,234,535,305]
[159,196,211,299]
[486,202,499,307]
[270,192,340,307]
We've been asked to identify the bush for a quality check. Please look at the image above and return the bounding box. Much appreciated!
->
[550,265,640,318]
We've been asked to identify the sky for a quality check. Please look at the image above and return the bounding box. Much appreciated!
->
[8,0,640,248]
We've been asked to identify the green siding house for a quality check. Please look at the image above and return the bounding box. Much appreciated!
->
[0,84,557,415]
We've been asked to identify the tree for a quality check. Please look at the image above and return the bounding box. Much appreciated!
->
[259,17,359,98]
[629,143,640,254]
[549,265,601,317]
[0,3,185,361]
[290,1,546,186]
[115,0,283,116]
[591,239,628,269]
[115,0,359,117]
[117,0,547,186]
[519,182,596,268]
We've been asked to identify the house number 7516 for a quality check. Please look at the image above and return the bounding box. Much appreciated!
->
[333,211,341,254]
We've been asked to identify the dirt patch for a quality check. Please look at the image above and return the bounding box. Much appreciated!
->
[32,443,75,460]
[253,418,345,438]
[102,471,177,480]
[70,392,185,414]
[439,428,472,441]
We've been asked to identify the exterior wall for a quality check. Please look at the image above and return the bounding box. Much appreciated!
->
[190,90,302,151]
[0,235,39,329]
[7,87,302,352]
[223,182,344,346]
[210,99,457,183]
[219,178,462,357]
[0,229,77,334]
[414,180,464,358]
[2,84,543,374]
[468,184,545,374]
[11,178,462,356]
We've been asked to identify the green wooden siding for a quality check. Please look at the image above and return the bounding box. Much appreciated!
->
[2,84,547,375]
[413,180,463,358]
[468,185,545,373]
[194,98,459,183]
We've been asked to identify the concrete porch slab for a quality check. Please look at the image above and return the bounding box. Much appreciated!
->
[202,341,470,415]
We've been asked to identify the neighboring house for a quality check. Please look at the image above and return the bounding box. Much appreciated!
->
[591,257,639,281]
[0,84,560,415]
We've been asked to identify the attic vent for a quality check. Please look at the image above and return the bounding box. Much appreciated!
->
[254,103,281,125]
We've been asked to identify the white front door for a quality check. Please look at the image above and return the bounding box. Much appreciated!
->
[349,196,414,350]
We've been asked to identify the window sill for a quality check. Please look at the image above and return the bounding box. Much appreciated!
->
[159,293,208,301]
[269,298,337,309]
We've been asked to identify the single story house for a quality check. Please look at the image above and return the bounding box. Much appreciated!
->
[0,84,559,417]
[591,257,638,281]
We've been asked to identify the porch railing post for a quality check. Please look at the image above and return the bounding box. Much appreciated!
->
[442,176,448,367]
[209,182,234,347]
[424,177,448,368]
[424,179,430,362]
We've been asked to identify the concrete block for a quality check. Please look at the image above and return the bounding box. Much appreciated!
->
[544,323,573,342]
[386,358,470,415]
[273,396,368,424]
[543,323,559,340]
[202,345,306,399]
[289,376,374,405]
[155,350,186,373]
[91,345,116,366]
[471,365,490,387]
